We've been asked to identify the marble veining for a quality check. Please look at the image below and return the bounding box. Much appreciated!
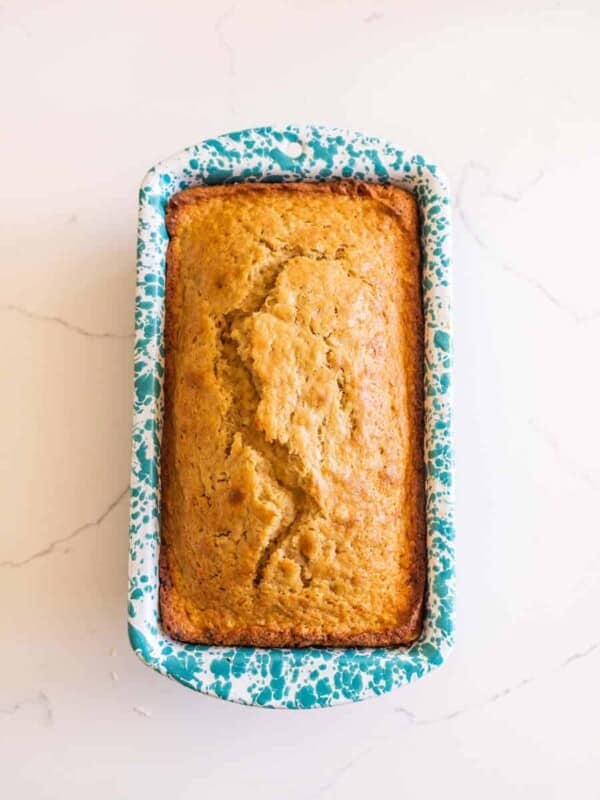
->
[394,637,600,727]
[456,163,600,323]
[0,692,53,726]
[0,488,129,568]
[0,304,134,339]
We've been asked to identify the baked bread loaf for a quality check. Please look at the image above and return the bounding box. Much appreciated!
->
[160,180,425,647]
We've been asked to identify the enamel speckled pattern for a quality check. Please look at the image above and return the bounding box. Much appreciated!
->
[128,125,454,708]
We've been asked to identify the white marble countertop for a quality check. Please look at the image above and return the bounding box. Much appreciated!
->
[2,0,599,797]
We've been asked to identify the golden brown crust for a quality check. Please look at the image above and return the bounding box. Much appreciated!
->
[160,180,425,647]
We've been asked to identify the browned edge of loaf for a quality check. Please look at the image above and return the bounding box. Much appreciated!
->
[159,179,426,648]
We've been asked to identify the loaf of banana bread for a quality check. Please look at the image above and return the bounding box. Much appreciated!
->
[159,180,425,646]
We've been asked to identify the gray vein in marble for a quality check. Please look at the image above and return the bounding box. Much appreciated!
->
[308,744,376,800]
[456,161,600,324]
[395,677,535,727]
[215,7,237,118]
[395,706,417,724]
[133,706,152,717]
[1,304,134,339]
[529,418,600,491]
[0,691,53,725]
[364,11,384,22]
[561,641,599,667]
[394,640,599,726]
[479,163,545,203]
[0,486,129,568]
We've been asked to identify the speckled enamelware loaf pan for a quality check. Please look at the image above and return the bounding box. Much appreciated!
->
[128,125,454,709]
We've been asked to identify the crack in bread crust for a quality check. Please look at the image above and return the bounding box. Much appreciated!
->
[216,260,324,584]
[253,506,302,586]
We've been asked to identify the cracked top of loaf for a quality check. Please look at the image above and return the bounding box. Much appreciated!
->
[159,180,425,647]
